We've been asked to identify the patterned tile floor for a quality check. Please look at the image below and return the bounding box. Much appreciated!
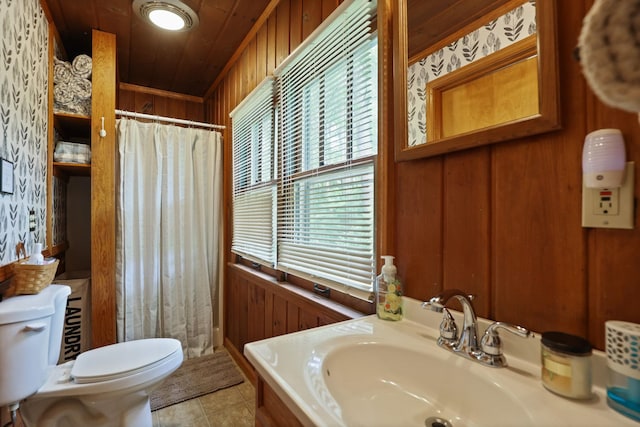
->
[152,354,255,427]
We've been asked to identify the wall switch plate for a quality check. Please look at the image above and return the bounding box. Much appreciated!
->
[29,209,36,232]
[582,161,635,229]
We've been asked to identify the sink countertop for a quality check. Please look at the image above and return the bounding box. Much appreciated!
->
[244,297,636,427]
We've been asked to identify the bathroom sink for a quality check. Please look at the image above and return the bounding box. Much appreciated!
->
[320,343,533,427]
[245,297,637,426]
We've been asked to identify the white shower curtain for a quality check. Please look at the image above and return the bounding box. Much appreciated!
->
[115,118,222,357]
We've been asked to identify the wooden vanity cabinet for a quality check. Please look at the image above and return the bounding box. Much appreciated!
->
[256,377,303,427]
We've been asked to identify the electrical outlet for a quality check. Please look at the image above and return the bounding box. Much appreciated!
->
[582,161,634,229]
[592,188,619,216]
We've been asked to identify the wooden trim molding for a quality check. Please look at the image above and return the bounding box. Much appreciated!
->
[91,29,117,347]
[118,82,203,103]
[426,35,538,141]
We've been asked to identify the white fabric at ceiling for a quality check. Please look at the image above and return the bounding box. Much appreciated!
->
[115,118,222,357]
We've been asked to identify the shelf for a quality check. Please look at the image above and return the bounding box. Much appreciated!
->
[47,241,69,258]
[53,162,91,177]
[54,111,91,139]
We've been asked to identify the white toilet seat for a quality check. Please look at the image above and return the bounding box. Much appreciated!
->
[72,338,181,384]
[30,338,183,398]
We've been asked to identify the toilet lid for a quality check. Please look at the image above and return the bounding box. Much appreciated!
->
[71,338,181,384]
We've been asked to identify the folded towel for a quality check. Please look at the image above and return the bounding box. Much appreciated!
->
[53,54,93,116]
[70,76,92,100]
[71,54,92,79]
[53,82,74,105]
[54,98,91,116]
[53,58,74,85]
[54,141,91,164]
[578,0,640,112]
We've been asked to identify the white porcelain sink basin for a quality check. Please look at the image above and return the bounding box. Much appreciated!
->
[321,343,533,427]
[245,297,637,427]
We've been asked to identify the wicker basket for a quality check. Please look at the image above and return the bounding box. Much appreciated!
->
[12,243,59,295]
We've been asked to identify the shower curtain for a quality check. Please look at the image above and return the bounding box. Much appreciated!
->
[115,118,222,357]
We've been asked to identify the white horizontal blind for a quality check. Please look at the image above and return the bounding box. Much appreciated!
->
[275,0,378,292]
[230,78,276,265]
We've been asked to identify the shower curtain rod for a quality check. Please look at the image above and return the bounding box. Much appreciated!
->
[115,109,226,130]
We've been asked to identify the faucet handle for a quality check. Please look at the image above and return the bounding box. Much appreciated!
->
[480,322,530,366]
[439,308,458,344]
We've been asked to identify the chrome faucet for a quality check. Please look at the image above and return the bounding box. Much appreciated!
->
[422,289,481,359]
[422,289,530,368]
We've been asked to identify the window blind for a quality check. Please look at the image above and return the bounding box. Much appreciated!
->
[230,78,276,265]
[275,0,378,292]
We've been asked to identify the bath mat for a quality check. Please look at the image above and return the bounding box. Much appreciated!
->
[150,349,244,411]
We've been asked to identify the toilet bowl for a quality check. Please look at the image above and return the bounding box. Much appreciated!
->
[0,285,183,427]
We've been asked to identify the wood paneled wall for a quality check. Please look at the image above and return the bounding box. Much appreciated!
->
[395,0,640,350]
[227,264,361,351]
[117,83,204,122]
[205,0,639,351]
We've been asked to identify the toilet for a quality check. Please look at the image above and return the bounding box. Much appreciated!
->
[0,284,183,427]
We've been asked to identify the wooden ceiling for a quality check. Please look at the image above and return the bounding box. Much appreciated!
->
[41,0,516,97]
[43,0,272,97]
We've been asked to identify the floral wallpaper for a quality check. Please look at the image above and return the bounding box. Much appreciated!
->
[407,1,537,147]
[0,0,49,265]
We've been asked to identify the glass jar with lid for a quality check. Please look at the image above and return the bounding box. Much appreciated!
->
[541,331,592,400]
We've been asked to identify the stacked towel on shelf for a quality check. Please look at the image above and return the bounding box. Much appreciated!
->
[53,54,92,116]
[54,141,91,164]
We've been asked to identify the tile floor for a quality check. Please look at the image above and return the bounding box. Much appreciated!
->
[152,355,256,427]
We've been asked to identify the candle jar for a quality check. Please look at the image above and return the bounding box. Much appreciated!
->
[541,331,592,400]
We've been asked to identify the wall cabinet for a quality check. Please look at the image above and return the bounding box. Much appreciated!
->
[47,29,117,348]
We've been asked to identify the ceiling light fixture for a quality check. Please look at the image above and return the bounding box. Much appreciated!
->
[132,0,199,32]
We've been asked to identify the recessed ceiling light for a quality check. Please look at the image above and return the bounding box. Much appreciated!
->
[132,0,199,32]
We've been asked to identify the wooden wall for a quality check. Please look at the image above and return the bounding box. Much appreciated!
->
[206,0,639,351]
[396,0,640,350]
[226,264,362,376]
[117,83,205,121]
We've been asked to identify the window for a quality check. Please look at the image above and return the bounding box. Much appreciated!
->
[231,0,378,296]
[230,78,276,265]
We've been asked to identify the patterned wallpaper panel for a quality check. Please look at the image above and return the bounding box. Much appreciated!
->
[407,1,536,147]
[52,175,67,246]
[0,0,49,265]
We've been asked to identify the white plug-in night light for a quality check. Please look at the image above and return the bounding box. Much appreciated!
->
[582,129,627,188]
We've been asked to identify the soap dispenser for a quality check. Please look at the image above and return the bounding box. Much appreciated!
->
[375,255,403,321]
[30,243,44,265]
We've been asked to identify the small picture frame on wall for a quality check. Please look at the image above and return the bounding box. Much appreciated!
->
[1,158,14,195]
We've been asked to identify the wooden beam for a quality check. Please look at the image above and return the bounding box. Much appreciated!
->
[91,29,117,348]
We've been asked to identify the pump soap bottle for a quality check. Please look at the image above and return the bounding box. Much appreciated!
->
[375,255,403,321]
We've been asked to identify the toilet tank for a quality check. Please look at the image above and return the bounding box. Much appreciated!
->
[0,285,70,406]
